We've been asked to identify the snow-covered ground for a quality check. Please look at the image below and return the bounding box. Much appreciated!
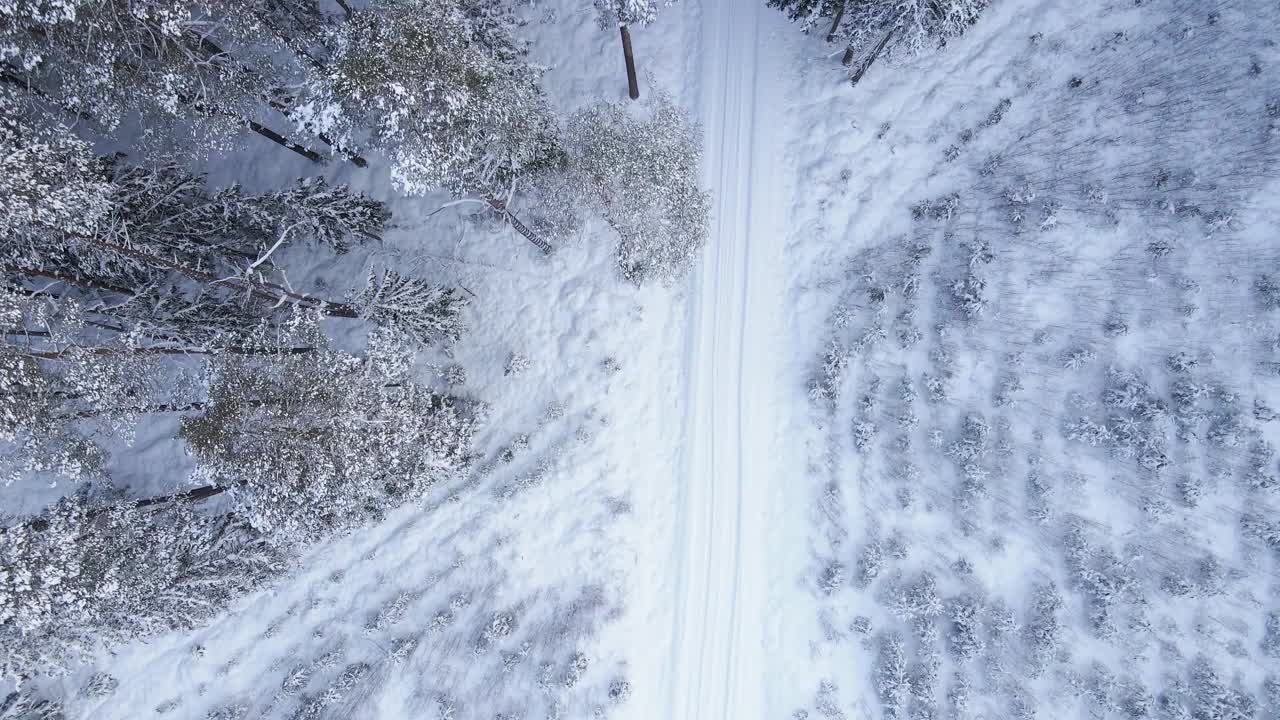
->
[15,0,1280,717]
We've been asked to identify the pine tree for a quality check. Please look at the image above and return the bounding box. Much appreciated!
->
[180,317,480,542]
[558,89,710,284]
[0,494,288,680]
[0,288,184,488]
[294,0,560,197]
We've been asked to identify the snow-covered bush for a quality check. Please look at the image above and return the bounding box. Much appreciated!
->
[819,561,847,595]
[0,689,62,720]
[889,572,943,624]
[1263,612,1280,659]
[875,632,910,720]
[1188,657,1256,720]
[856,540,886,587]
[946,593,986,661]
[1255,274,1280,311]
[1025,582,1064,675]
[608,677,633,704]
[505,352,532,377]
[355,268,467,346]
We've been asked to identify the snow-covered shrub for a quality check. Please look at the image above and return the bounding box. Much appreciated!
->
[1063,520,1143,639]
[182,319,479,541]
[608,677,633,704]
[1205,413,1249,449]
[986,597,1017,649]
[505,352,532,377]
[947,414,991,463]
[819,562,847,595]
[1263,612,1280,659]
[909,630,942,715]
[1121,683,1155,720]
[950,238,994,321]
[1025,582,1064,675]
[1176,474,1206,508]
[912,194,961,222]
[1242,441,1277,492]
[442,364,469,387]
[813,679,846,719]
[0,690,62,720]
[1255,274,1280,311]
[1188,657,1256,720]
[875,632,911,720]
[857,540,886,587]
[1085,663,1121,716]
[1062,346,1097,371]
[946,594,986,661]
[1263,678,1280,720]
[1242,512,1280,554]
[889,572,943,623]
[1161,568,1195,598]
[559,90,711,285]
[947,671,972,716]
[853,420,877,453]
[80,672,118,698]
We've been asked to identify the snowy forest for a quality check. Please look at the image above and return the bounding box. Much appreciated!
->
[2,0,1279,718]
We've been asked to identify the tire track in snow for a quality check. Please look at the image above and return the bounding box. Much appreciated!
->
[666,1,780,717]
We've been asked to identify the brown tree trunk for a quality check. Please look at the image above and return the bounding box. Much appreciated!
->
[850,26,896,85]
[244,117,326,164]
[826,4,847,43]
[841,45,856,66]
[133,483,229,509]
[11,483,234,534]
[56,401,208,421]
[485,197,554,255]
[620,25,640,100]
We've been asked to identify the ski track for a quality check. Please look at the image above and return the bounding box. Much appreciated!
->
[666,1,785,717]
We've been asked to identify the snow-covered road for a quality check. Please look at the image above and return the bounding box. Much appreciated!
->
[665,1,789,716]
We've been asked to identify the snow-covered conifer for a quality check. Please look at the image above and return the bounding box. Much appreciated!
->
[1,0,327,157]
[181,317,479,541]
[296,0,559,196]
[560,90,710,284]
[0,496,287,680]
[1025,582,1063,675]
[946,593,986,661]
[875,631,911,719]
